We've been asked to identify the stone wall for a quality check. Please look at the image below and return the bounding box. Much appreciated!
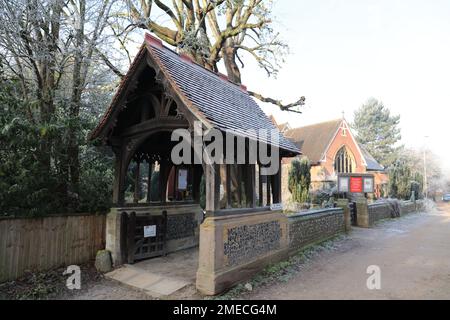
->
[367,200,422,226]
[415,200,425,212]
[399,201,416,215]
[287,208,345,253]
[195,198,427,295]
[367,202,393,226]
[223,220,283,267]
[196,210,289,295]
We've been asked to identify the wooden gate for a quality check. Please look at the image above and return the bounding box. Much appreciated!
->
[122,211,167,264]
[349,202,357,226]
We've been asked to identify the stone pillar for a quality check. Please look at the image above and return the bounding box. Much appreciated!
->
[105,208,124,266]
[336,198,351,232]
[196,210,289,295]
[355,197,370,228]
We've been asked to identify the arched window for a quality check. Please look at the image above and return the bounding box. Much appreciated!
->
[334,147,355,174]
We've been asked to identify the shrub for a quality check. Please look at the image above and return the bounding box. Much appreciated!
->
[288,157,311,203]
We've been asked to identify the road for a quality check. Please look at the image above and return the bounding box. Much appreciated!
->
[244,202,450,300]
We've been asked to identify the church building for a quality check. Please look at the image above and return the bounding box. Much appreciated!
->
[276,118,388,200]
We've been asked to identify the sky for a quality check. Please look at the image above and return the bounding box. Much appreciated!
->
[235,0,450,174]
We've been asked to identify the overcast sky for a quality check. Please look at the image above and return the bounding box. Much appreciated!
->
[236,0,450,174]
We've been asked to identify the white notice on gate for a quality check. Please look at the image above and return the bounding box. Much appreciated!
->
[143,225,156,238]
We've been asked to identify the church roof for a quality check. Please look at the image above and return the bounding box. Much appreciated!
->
[285,118,384,171]
[90,34,300,155]
[360,146,384,171]
[284,119,342,164]
[267,115,291,134]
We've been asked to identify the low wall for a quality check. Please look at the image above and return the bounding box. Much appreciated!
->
[400,201,416,215]
[287,208,345,253]
[196,210,289,295]
[415,200,425,212]
[368,202,394,226]
[366,199,423,227]
[195,198,426,295]
[196,207,346,295]
[0,213,106,283]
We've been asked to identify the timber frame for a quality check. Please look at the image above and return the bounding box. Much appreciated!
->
[91,34,299,217]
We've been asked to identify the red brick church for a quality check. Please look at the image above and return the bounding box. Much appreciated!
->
[272,117,389,201]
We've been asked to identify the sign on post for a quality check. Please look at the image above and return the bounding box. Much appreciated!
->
[338,176,349,193]
[338,174,374,194]
[363,177,374,193]
[350,177,363,193]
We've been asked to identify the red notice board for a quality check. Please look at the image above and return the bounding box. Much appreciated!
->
[350,177,363,193]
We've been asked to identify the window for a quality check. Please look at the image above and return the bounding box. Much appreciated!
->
[340,123,347,136]
[334,147,355,174]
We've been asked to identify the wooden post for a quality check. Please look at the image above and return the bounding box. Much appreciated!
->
[250,164,257,208]
[159,162,169,203]
[205,163,220,216]
[133,161,140,203]
[120,212,128,263]
[273,159,282,204]
[162,210,168,256]
[192,165,202,202]
[237,165,242,207]
[258,164,263,207]
[173,165,178,201]
[226,164,231,208]
[127,212,136,264]
[112,150,125,205]
[147,161,153,202]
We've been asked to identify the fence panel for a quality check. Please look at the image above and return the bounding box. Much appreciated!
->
[0,214,106,283]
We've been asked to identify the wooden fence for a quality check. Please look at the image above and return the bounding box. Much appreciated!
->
[0,213,106,283]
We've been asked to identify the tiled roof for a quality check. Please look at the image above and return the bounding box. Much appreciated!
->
[284,119,342,163]
[285,118,385,171]
[360,146,384,171]
[91,34,300,155]
[277,122,291,133]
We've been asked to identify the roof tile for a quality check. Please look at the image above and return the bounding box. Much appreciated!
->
[91,34,299,155]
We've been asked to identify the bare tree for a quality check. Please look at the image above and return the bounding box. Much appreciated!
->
[0,0,119,203]
[114,0,305,112]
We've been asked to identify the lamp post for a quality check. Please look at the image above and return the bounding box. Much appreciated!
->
[423,136,429,199]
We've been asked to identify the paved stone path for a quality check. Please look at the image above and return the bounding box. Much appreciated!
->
[106,265,190,298]
[243,203,450,300]
[105,247,198,298]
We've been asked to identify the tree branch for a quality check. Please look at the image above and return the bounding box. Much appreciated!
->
[248,91,305,113]
[95,47,125,79]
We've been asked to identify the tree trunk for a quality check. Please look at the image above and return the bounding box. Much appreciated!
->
[37,0,62,181]
[68,0,86,201]
[222,39,242,84]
